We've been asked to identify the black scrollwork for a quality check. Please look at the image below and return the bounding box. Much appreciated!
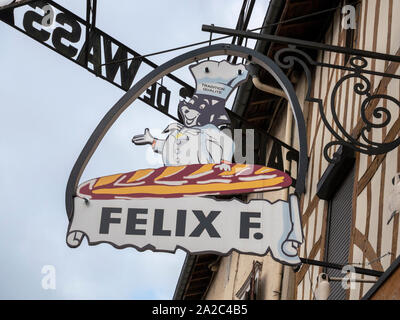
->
[274,45,317,102]
[274,48,400,163]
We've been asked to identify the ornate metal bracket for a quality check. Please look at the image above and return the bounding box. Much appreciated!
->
[202,25,400,163]
[274,46,400,163]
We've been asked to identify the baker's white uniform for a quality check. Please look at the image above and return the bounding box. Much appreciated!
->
[152,124,234,166]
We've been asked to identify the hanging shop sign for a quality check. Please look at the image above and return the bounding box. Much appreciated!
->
[65,44,309,266]
[69,193,302,265]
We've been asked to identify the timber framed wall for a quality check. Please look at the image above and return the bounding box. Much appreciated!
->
[186,0,400,301]
[294,0,400,300]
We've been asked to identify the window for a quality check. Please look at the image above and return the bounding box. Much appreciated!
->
[235,261,262,300]
[323,166,355,300]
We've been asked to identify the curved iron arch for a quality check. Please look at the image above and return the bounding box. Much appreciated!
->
[65,43,308,220]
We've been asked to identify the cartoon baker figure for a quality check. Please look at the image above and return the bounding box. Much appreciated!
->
[132,60,249,170]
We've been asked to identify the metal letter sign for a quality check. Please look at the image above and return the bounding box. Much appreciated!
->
[66,44,308,266]
[0,1,302,182]
[0,0,183,114]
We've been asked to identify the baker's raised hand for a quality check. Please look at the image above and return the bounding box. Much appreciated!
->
[132,128,154,145]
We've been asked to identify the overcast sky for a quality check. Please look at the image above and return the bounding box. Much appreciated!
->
[0,0,269,299]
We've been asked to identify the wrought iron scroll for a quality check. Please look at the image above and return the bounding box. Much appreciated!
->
[201,24,400,163]
[274,46,400,163]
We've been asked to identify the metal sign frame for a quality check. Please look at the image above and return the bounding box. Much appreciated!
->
[65,45,308,265]
[65,43,309,221]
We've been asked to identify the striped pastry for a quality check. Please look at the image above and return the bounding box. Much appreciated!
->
[77,163,292,200]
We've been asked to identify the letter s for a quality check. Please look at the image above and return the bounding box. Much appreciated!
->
[23,2,51,42]
[52,13,82,58]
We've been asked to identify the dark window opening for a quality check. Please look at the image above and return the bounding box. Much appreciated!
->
[323,166,355,300]
[235,261,262,300]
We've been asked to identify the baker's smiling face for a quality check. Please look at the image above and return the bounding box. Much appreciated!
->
[180,105,200,127]
[178,94,231,128]
[178,95,205,127]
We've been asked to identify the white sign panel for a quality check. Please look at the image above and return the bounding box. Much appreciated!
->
[65,59,306,267]
[67,194,304,265]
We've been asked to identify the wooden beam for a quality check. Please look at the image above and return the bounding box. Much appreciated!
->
[296,237,322,285]
[357,108,400,196]
[190,275,213,282]
[191,269,212,277]
[246,115,270,122]
[186,281,209,290]
[193,260,217,267]
[249,98,274,106]
[279,19,324,34]
[184,291,205,297]
[196,254,217,262]
[351,47,400,138]
[267,98,286,133]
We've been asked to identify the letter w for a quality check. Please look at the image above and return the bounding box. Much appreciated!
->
[103,38,142,90]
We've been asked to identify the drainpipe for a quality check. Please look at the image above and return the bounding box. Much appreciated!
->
[252,76,287,99]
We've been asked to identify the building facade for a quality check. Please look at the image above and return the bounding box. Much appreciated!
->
[174,0,400,300]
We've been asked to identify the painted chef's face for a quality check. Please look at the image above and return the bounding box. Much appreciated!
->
[178,94,230,128]
[178,97,201,127]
